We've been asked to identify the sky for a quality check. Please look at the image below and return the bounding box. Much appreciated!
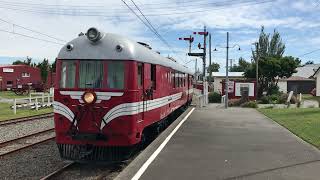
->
[0,0,319,72]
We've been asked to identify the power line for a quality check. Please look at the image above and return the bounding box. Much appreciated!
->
[0,0,275,17]
[0,0,272,12]
[0,28,64,45]
[298,48,320,58]
[127,0,187,63]
[0,17,66,42]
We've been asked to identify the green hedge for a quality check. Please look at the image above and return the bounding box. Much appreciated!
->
[208,92,221,103]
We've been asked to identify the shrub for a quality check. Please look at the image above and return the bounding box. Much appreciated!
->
[259,96,270,104]
[228,99,242,107]
[278,93,287,104]
[241,101,258,108]
[267,84,280,95]
[268,94,279,104]
[290,95,297,104]
[208,92,221,103]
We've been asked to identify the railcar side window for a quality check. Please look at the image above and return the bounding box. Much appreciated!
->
[79,61,103,88]
[151,64,156,90]
[108,61,124,89]
[60,61,76,88]
[137,63,143,88]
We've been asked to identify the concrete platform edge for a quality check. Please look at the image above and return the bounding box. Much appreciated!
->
[114,107,194,180]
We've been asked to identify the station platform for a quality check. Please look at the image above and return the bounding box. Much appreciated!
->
[116,105,320,180]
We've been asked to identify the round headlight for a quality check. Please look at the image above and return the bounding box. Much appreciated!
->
[83,92,96,104]
[86,27,101,42]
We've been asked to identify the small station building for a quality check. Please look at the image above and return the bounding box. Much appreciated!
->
[0,65,41,90]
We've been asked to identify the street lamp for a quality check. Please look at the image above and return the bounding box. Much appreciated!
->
[213,33,241,109]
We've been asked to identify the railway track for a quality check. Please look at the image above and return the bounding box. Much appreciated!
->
[0,113,54,126]
[40,162,75,180]
[0,128,55,157]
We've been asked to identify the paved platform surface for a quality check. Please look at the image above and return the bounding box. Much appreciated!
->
[137,105,320,180]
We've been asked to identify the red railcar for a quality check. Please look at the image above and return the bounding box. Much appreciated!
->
[54,28,194,162]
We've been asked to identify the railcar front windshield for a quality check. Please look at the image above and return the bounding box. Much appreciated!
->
[59,60,125,89]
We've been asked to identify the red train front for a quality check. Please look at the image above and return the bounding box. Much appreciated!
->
[53,27,193,162]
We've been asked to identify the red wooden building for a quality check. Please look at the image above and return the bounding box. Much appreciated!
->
[0,65,41,90]
[222,80,257,100]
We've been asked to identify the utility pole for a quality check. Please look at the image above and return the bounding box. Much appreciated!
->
[195,58,198,81]
[225,32,229,109]
[209,33,212,79]
[256,52,259,99]
[203,26,207,80]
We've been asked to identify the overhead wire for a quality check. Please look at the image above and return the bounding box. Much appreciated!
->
[0,28,64,45]
[0,0,276,17]
[121,0,186,63]
[298,48,320,58]
[0,0,273,12]
[0,17,66,42]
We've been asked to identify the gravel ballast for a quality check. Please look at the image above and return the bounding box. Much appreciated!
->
[0,140,69,179]
[0,117,54,143]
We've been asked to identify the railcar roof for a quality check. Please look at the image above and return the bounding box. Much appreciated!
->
[57,32,193,74]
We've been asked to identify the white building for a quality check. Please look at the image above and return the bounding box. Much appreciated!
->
[211,72,245,93]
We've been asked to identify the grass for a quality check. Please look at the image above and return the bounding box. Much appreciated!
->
[302,94,320,104]
[259,108,320,148]
[0,91,30,99]
[0,102,53,121]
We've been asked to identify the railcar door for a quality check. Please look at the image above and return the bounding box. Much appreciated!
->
[137,63,145,121]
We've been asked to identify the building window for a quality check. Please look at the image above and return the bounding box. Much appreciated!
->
[79,61,103,88]
[6,81,13,87]
[22,72,30,78]
[107,61,124,89]
[137,63,143,88]
[60,61,76,88]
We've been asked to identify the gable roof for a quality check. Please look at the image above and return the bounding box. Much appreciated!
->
[292,64,320,78]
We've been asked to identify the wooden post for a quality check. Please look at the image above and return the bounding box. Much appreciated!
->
[42,93,45,104]
[47,95,50,105]
[13,98,17,114]
[35,98,39,111]
[29,93,32,105]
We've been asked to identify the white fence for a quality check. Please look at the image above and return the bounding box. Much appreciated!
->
[12,92,53,114]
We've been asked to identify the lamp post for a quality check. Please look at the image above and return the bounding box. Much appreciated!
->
[214,32,241,109]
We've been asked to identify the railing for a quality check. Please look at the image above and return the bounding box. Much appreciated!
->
[13,93,53,114]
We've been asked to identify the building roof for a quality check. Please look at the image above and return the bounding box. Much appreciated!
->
[0,64,30,68]
[292,64,320,78]
[58,30,193,74]
[286,76,315,81]
[211,72,244,77]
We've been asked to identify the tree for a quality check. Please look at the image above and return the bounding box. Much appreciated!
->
[12,56,34,66]
[51,59,56,72]
[230,57,251,72]
[207,62,220,73]
[246,27,298,97]
[37,58,50,83]
[244,56,300,96]
[304,60,314,65]
[252,26,285,64]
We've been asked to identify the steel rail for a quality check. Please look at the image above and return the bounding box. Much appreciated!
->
[0,113,54,126]
[0,128,55,157]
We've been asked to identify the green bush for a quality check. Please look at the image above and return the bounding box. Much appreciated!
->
[241,101,258,108]
[267,84,280,95]
[259,96,270,104]
[208,92,221,103]
[278,93,287,104]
